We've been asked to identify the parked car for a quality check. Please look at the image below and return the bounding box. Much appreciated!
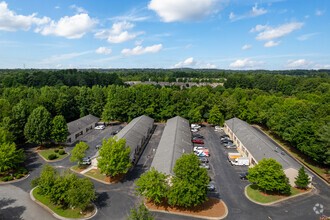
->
[192,139,204,144]
[81,157,91,165]
[191,128,199,132]
[192,134,204,139]
[111,130,119,135]
[220,134,229,138]
[239,172,249,180]
[191,124,201,129]
[215,125,223,131]
[194,146,208,152]
[199,157,209,163]
[200,164,210,170]
[95,125,105,130]
[95,144,102,150]
[195,151,209,157]
[225,143,237,149]
[221,139,233,144]
[207,183,216,191]
[220,136,230,141]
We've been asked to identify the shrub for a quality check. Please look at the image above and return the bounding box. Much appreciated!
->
[48,154,58,160]
[16,174,22,179]
[54,149,59,153]
[45,143,53,148]
[58,150,65,155]
[21,168,28,175]
[8,176,14,181]
[59,146,64,149]
[2,177,8,182]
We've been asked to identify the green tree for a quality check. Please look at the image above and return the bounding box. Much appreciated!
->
[247,158,291,194]
[24,106,52,144]
[31,164,58,196]
[70,142,90,165]
[135,167,168,204]
[294,166,311,189]
[207,105,224,125]
[97,137,131,177]
[67,177,96,211]
[0,127,15,144]
[167,153,209,207]
[127,202,154,220]
[51,115,68,143]
[0,142,25,172]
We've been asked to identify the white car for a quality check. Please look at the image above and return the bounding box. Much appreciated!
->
[191,128,199,132]
[215,126,223,131]
[95,125,105,130]
[194,146,208,152]
[191,124,201,129]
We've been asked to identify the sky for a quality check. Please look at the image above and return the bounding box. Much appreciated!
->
[0,0,329,70]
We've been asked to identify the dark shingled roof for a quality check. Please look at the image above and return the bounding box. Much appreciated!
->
[115,115,154,160]
[151,116,192,175]
[225,118,304,171]
[67,114,99,135]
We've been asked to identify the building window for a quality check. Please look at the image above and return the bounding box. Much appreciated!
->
[246,151,249,157]
[251,158,256,165]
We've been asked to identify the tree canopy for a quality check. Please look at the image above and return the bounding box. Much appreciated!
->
[70,142,89,165]
[51,115,68,143]
[294,166,311,189]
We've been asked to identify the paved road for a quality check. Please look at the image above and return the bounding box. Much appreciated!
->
[1,123,329,220]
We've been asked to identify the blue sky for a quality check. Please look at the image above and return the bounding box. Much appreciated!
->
[0,0,329,69]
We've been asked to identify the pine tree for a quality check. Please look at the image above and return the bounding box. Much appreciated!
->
[294,167,311,189]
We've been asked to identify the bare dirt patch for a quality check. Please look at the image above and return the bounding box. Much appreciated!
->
[145,197,226,218]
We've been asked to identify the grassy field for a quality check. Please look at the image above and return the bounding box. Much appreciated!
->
[33,188,84,218]
[85,169,107,182]
[247,185,302,203]
[255,126,329,177]
[38,148,67,161]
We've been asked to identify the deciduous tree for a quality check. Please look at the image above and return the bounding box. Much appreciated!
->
[127,202,154,220]
[97,137,131,177]
[70,142,89,165]
[0,142,25,172]
[51,115,68,143]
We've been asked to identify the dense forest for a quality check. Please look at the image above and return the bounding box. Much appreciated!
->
[0,69,329,166]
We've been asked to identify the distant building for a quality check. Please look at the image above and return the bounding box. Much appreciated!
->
[151,116,192,175]
[223,118,313,187]
[115,115,154,165]
[67,114,100,144]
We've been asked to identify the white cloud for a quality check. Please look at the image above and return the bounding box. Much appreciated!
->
[250,24,268,33]
[297,32,319,41]
[37,14,98,39]
[148,0,221,22]
[242,44,252,50]
[135,40,143,45]
[70,5,87,13]
[314,64,330,69]
[285,59,314,69]
[55,6,60,9]
[264,40,281,47]
[315,10,324,16]
[252,22,304,41]
[185,44,192,49]
[94,21,143,43]
[173,57,197,68]
[40,51,91,64]
[230,4,267,21]
[121,44,163,56]
[0,1,50,31]
[201,63,217,69]
[95,47,112,55]
[229,58,264,69]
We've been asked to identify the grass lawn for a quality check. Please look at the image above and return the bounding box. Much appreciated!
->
[33,188,87,218]
[255,126,329,177]
[85,169,107,182]
[38,148,68,161]
[247,185,303,204]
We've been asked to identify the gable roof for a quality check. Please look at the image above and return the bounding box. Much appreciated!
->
[115,115,154,160]
[151,116,193,175]
[67,114,99,135]
[225,118,307,173]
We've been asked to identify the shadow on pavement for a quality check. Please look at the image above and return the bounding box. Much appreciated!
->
[95,192,110,208]
[121,164,146,183]
[0,198,25,220]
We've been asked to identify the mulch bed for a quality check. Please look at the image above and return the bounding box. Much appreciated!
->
[145,197,226,218]
[105,173,124,183]
[0,174,28,183]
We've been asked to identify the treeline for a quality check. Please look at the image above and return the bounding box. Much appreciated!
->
[0,69,124,88]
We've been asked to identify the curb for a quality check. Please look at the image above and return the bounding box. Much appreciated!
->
[244,184,316,206]
[37,151,70,163]
[145,198,228,220]
[251,125,330,186]
[70,168,111,185]
[0,173,31,185]
[30,187,98,220]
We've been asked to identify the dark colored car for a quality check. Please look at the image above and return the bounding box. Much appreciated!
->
[111,130,119,135]
[199,157,209,163]
[240,172,249,180]
[221,139,233,144]
[193,139,204,144]
[225,142,236,147]
[95,144,102,150]
[220,134,229,138]
[193,134,204,139]
[207,183,216,191]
